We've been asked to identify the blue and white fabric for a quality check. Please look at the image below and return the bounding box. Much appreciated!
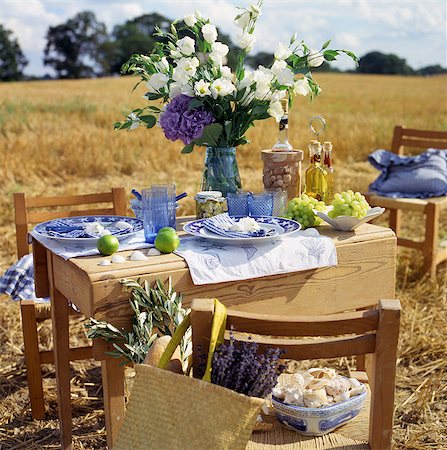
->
[30,229,152,261]
[0,254,49,303]
[175,228,337,285]
[368,148,447,198]
[203,214,274,238]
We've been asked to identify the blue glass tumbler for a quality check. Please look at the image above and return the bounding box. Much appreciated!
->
[227,192,250,217]
[142,185,176,244]
[248,192,274,217]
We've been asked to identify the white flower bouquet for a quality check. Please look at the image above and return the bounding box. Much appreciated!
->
[114,1,358,154]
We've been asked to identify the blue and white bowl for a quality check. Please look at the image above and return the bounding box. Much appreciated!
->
[272,389,367,436]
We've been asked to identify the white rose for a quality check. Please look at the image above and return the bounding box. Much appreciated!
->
[202,23,218,43]
[169,83,182,98]
[271,89,287,102]
[307,49,324,67]
[173,67,190,85]
[271,59,287,75]
[176,57,199,77]
[274,43,292,61]
[210,77,235,99]
[254,81,271,100]
[238,70,254,89]
[237,32,255,52]
[176,36,195,56]
[170,49,182,59]
[277,67,295,86]
[254,66,274,84]
[220,66,232,79]
[127,112,140,130]
[181,83,194,97]
[267,101,284,122]
[184,14,197,27]
[293,78,311,96]
[234,11,250,29]
[146,73,169,93]
[155,57,169,73]
[210,41,229,65]
[194,80,211,97]
[248,3,261,17]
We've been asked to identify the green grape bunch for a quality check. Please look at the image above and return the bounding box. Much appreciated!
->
[284,194,326,229]
[328,190,370,219]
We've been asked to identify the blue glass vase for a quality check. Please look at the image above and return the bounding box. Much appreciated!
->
[201,146,242,197]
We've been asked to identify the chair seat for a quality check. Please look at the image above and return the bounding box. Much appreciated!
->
[368,193,447,212]
[247,388,370,450]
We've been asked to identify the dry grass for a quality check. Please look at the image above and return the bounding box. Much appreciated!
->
[0,74,446,449]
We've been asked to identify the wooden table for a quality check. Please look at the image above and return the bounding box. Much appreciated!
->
[33,219,396,449]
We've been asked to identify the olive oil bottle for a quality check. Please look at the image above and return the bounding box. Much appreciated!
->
[305,141,328,201]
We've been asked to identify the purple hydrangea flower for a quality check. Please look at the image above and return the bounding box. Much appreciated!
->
[159,94,215,145]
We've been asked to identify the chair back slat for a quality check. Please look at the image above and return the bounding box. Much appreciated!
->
[13,187,127,258]
[226,308,379,337]
[392,125,447,155]
[232,333,376,361]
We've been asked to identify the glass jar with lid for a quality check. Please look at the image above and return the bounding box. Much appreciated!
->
[195,191,226,219]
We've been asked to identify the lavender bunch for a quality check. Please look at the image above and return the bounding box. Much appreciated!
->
[210,334,285,398]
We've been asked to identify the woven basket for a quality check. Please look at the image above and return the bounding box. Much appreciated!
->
[114,299,265,450]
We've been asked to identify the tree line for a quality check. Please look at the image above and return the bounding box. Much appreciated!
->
[0,11,445,81]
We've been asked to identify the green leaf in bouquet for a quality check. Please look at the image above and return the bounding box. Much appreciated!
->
[188,98,204,110]
[322,39,331,50]
[139,115,157,128]
[145,93,163,101]
[193,123,223,147]
[181,143,195,154]
[323,50,339,61]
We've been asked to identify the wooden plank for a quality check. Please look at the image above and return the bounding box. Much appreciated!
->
[20,301,46,419]
[401,128,447,140]
[112,187,127,216]
[101,357,125,449]
[397,237,424,250]
[400,138,447,149]
[224,307,379,337]
[423,202,440,278]
[389,209,401,236]
[40,346,93,364]
[243,333,376,361]
[28,208,115,223]
[26,192,113,208]
[367,195,427,212]
[13,192,30,258]
[33,239,50,298]
[369,300,401,450]
[391,125,404,155]
[88,236,396,327]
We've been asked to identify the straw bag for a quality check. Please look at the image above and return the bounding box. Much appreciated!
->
[114,299,265,450]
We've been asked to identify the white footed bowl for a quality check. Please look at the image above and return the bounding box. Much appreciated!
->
[316,207,385,231]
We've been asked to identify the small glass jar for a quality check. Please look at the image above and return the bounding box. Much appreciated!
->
[195,191,226,219]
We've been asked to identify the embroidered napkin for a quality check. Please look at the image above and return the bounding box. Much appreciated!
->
[175,228,337,285]
[29,230,152,261]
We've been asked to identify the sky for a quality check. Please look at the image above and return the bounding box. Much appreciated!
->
[1,0,446,76]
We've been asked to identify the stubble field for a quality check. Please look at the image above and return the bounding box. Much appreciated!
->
[0,73,446,449]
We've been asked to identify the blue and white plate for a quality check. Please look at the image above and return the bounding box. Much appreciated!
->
[183,216,302,245]
[34,216,143,244]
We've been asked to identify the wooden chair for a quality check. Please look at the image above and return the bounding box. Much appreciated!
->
[190,298,401,450]
[367,125,447,278]
[13,187,127,420]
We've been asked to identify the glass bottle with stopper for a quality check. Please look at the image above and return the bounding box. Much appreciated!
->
[305,116,328,201]
[272,98,293,151]
[323,141,334,202]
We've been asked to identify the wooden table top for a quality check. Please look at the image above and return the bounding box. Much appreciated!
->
[64,219,395,283]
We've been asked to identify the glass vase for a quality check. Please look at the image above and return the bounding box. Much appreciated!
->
[201,146,242,197]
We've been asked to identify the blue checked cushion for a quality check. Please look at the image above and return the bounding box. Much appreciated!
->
[368,148,447,198]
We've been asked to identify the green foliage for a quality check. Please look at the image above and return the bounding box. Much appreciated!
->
[0,25,28,81]
[357,51,414,75]
[43,11,108,79]
[85,278,191,366]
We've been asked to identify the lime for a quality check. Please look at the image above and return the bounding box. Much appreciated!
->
[155,229,180,253]
[97,235,119,255]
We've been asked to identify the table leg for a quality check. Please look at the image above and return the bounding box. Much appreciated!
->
[51,288,72,450]
[101,358,125,449]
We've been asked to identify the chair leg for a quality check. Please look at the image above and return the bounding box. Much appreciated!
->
[20,301,46,419]
[423,203,440,279]
[389,209,401,236]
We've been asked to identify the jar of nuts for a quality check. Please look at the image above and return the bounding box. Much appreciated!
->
[195,191,226,219]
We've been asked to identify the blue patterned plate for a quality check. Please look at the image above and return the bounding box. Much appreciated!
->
[183,216,302,245]
[34,216,143,244]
